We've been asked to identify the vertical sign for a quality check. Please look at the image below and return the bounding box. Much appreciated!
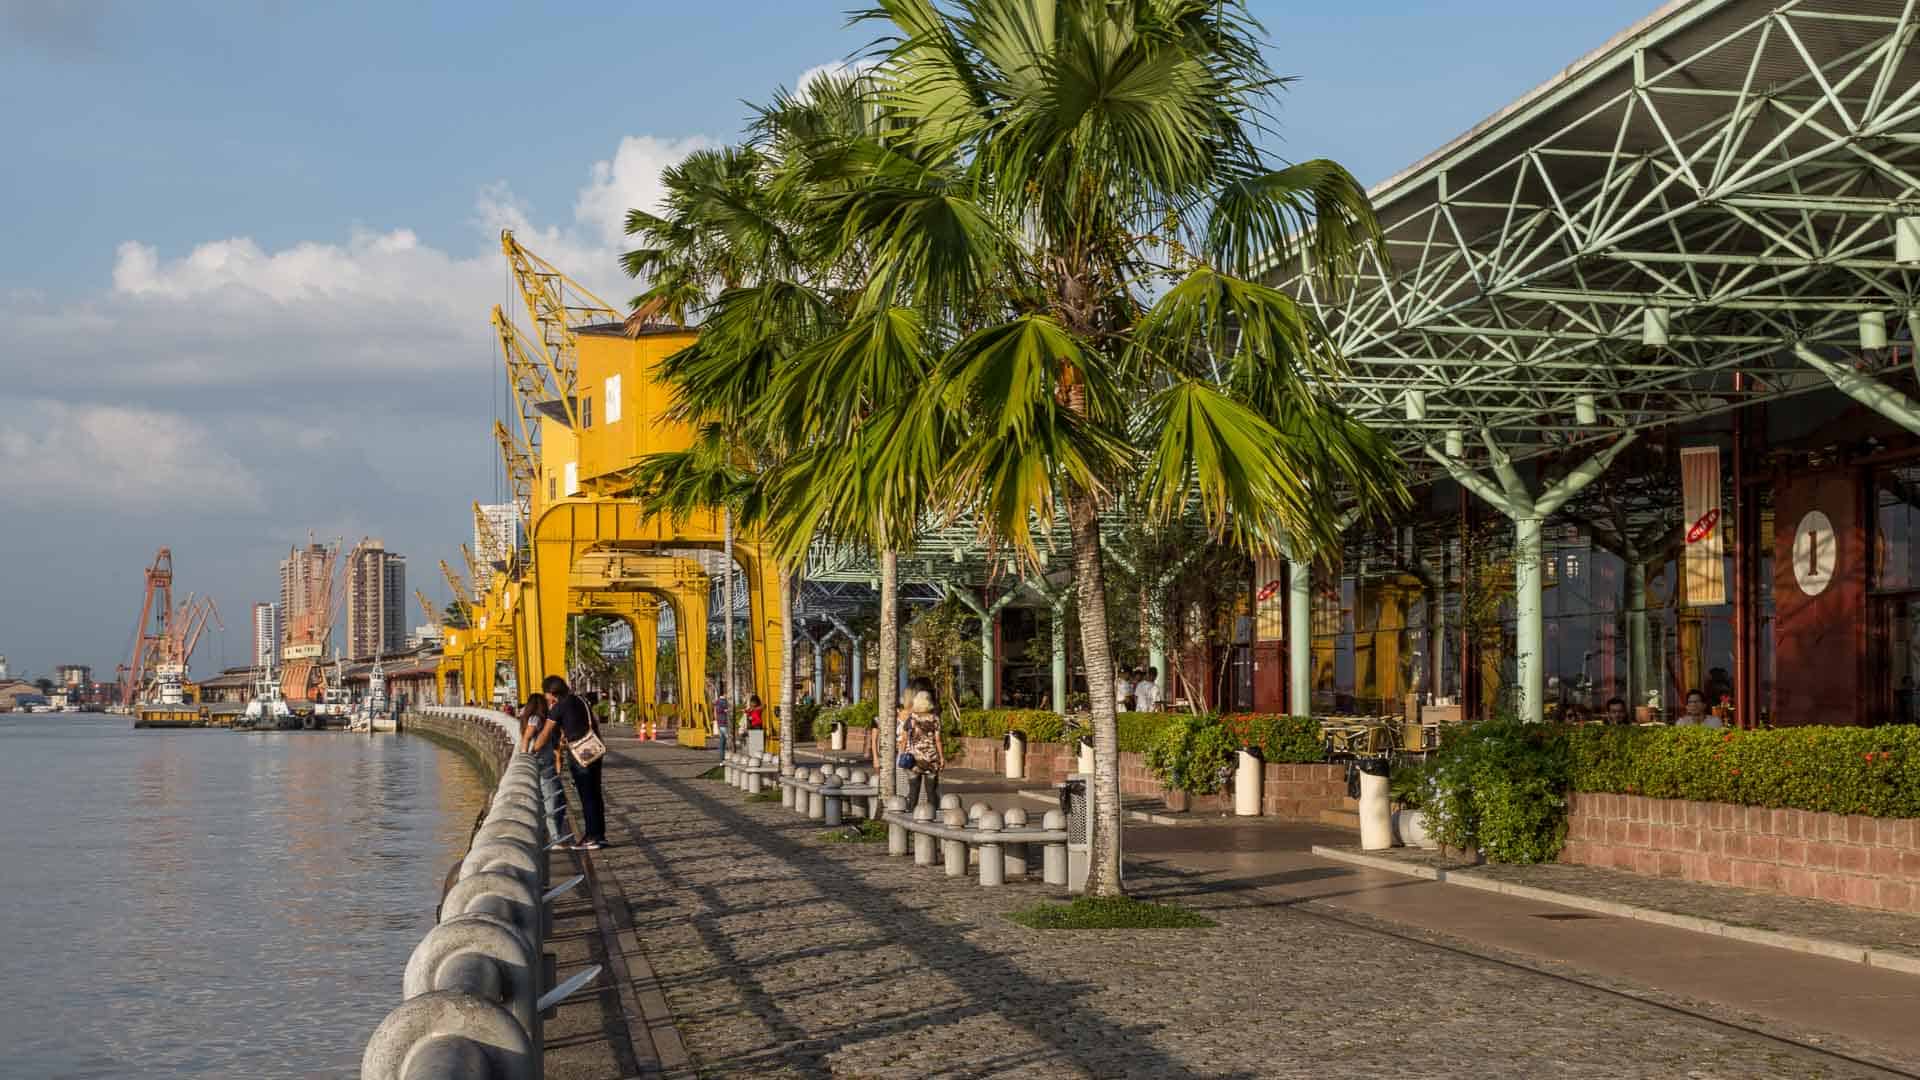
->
[1681,446,1727,606]
[1254,555,1285,641]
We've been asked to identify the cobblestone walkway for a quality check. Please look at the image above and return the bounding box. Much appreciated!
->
[590,738,1912,1079]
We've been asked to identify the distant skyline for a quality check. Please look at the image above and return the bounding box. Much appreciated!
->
[0,0,1663,677]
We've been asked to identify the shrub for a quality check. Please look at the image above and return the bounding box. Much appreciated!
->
[946,709,1069,744]
[1567,723,1920,818]
[789,700,821,743]
[820,699,878,730]
[1117,711,1187,753]
[1425,722,1572,864]
[1143,714,1237,794]
[1220,713,1324,764]
[1008,895,1216,929]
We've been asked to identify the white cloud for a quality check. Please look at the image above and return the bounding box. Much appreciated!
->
[571,134,715,248]
[0,399,264,512]
[796,59,873,98]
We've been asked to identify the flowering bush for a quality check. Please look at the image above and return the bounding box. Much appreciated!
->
[1219,713,1325,763]
[1568,724,1920,818]
[1143,713,1237,794]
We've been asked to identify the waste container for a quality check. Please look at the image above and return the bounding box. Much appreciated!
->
[1233,748,1263,816]
[1057,776,1122,894]
[830,720,847,751]
[1356,757,1392,850]
[1004,730,1026,780]
[1076,736,1094,776]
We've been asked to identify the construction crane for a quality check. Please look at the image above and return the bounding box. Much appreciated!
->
[500,229,617,431]
[167,593,223,668]
[492,304,564,446]
[280,534,341,706]
[415,589,443,630]
[459,544,484,602]
[119,548,175,706]
[440,560,473,625]
[472,501,512,582]
[493,420,536,524]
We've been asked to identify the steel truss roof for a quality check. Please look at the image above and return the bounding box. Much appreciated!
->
[1276,0,1920,475]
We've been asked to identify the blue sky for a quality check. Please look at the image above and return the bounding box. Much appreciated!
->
[0,0,1658,679]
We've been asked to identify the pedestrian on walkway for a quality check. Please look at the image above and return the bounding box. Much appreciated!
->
[900,689,945,811]
[518,693,569,839]
[746,694,765,731]
[545,675,607,851]
[713,691,731,757]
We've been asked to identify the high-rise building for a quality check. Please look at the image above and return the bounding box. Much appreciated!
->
[473,503,522,596]
[251,602,280,667]
[346,539,408,659]
[56,664,91,687]
[281,543,332,623]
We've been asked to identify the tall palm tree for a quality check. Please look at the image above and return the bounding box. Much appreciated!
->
[843,0,1410,896]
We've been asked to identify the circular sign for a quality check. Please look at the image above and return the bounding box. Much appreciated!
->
[1686,508,1720,544]
[1792,510,1836,597]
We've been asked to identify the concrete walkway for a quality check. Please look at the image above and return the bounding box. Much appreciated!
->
[561,733,1920,1078]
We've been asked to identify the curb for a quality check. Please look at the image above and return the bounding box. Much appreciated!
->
[1310,845,1920,978]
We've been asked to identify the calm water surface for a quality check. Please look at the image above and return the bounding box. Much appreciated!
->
[0,715,489,1079]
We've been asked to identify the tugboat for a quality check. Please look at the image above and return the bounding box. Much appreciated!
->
[134,663,202,728]
[239,667,294,730]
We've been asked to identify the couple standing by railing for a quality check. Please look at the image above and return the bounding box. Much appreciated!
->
[515,676,608,851]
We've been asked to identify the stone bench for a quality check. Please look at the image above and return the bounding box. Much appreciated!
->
[883,794,1070,888]
[725,751,782,793]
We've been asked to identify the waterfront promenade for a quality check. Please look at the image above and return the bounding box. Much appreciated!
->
[549,730,1920,1079]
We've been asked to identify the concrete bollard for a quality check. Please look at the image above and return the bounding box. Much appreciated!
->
[977,811,1005,886]
[747,767,763,796]
[403,913,539,1046]
[885,796,909,856]
[822,774,843,827]
[781,764,796,809]
[912,803,936,866]
[941,805,968,877]
[807,775,826,820]
[1042,810,1068,886]
[1003,807,1029,878]
[360,991,534,1080]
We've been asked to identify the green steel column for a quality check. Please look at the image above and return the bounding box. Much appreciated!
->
[1627,560,1649,710]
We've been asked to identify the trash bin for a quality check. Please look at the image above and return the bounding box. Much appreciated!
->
[1356,757,1392,851]
[1076,736,1094,776]
[830,720,847,751]
[1233,747,1263,816]
[1057,776,1122,894]
[1004,730,1026,780]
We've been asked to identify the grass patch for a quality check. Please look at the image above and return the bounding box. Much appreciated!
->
[820,819,888,843]
[748,787,782,802]
[1007,896,1216,930]
[695,765,725,781]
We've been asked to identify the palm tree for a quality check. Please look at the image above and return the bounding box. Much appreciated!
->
[840,0,1410,896]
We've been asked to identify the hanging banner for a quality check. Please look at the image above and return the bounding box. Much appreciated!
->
[1681,446,1727,606]
[1254,555,1285,641]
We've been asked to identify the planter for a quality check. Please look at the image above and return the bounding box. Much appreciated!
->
[1164,788,1191,813]
[1394,808,1437,850]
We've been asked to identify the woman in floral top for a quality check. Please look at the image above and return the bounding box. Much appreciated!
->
[901,690,945,811]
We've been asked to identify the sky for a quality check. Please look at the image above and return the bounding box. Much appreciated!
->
[0,0,1661,681]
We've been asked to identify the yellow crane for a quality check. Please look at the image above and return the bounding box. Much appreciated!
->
[472,501,511,581]
[415,589,442,630]
[459,544,484,602]
[439,560,473,625]
[500,229,617,431]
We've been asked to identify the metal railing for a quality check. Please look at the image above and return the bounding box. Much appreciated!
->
[362,707,600,1080]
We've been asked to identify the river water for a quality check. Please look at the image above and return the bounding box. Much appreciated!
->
[0,714,489,1079]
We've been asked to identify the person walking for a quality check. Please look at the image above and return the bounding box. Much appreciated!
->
[1115,669,1134,712]
[899,688,946,811]
[544,675,607,851]
[518,693,569,840]
[713,691,731,757]
[1134,666,1161,712]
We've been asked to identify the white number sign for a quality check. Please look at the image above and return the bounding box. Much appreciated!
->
[1792,510,1835,597]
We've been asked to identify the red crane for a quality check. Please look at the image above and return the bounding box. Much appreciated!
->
[119,549,174,707]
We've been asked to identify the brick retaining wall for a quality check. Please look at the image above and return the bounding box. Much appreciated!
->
[821,728,1346,822]
[1562,792,1920,914]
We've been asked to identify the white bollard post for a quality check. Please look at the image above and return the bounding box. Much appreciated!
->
[781,765,796,809]
[912,803,936,866]
[886,796,908,856]
[823,775,843,827]
[807,777,825,821]
[1003,807,1029,878]
[1042,810,1068,886]
[977,811,1005,886]
[1234,749,1263,817]
[942,805,968,877]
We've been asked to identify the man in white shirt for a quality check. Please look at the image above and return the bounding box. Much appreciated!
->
[1115,671,1133,712]
[1135,666,1161,712]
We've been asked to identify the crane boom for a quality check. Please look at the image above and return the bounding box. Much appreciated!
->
[415,589,443,629]
[493,421,535,525]
[492,304,563,445]
[458,544,482,601]
[500,229,616,431]
[439,560,473,622]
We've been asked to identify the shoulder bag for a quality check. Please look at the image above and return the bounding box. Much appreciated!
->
[568,727,607,768]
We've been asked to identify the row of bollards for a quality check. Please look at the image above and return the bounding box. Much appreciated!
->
[886,793,1071,888]
[362,709,600,1080]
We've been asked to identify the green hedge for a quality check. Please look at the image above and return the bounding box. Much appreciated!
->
[1569,724,1920,819]
[945,709,1069,744]
[819,700,878,730]
[1220,714,1325,764]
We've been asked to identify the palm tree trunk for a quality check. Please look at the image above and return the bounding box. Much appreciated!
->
[723,510,737,708]
[1067,488,1124,897]
[778,565,796,775]
[875,551,900,798]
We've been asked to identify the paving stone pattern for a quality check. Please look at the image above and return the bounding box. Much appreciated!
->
[592,738,1905,1079]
